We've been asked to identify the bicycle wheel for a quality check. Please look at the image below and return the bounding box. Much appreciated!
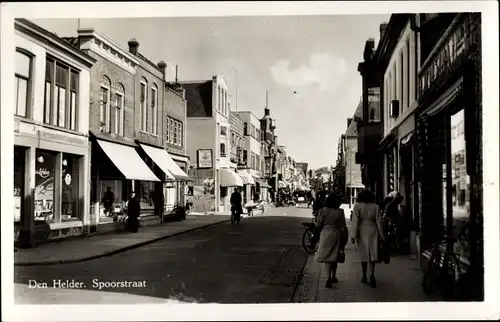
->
[422,251,441,294]
[302,229,318,254]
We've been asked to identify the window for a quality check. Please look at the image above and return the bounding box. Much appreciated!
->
[244,122,249,136]
[166,117,170,142]
[61,153,80,222]
[442,109,471,263]
[243,150,248,165]
[140,79,148,131]
[218,86,221,112]
[173,121,178,145]
[115,84,125,136]
[256,129,261,141]
[400,51,404,112]
[220,143,226,157]
[169,118,174,144]
[221,126,227,137]
[151,84,158,135]
[407,39,411,105]
[224,90,227,115]
[34,150,56,222]
[231,133,235,144]
[43,57,80,131]
[15,50,32,117]
[179,122,183,146]
[99,77,110,133]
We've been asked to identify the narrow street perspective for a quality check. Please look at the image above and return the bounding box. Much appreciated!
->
[4,4,492,320]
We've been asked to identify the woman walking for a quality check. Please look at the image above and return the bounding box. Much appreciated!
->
[126,192,141,233]
[350,189,385,288]
[314,193,348,288]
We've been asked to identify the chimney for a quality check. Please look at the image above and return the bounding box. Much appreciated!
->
[264,108,270,116]
[128,38,139,55]
[157,61,167,81]
[347,118,353,128]
[379,23,388,41]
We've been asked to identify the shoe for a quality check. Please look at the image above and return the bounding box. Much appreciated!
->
[332,277,339,284]
[361,276,368,284]
[370,275,377,288]
[325,278,333,288]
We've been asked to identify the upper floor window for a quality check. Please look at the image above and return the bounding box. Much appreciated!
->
[140,78,148,132]
[256,129,261,142]
[44,57,79,131]
[166,116,183,147]
[244,122,249,136]
[221,126,227,137]
[15,50,32,118]
[220,143,226,157]
[217,86,221,112]
[99,76,111,133]
[114,83,125,136]
[399,51,404,112]
[151,84,158,135]
[231,133,235,145]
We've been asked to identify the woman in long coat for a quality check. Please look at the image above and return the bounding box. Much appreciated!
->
[314,193,348,288]
[127,192,141,233]
[350,189,385,288]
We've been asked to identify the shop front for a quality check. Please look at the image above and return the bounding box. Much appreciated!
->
[237,170,255,205]
[220,168,244,212]
[90,139,160,233]
[415,13,482,300]
[14,130,90,246]
[138,143,191,220]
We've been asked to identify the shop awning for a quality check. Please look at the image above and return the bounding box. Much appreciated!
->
[238,171,255,185]
[220,169,243,187]
[96,140,160,182]
[139,144,191,181]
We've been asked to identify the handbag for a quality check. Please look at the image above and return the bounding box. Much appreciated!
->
[379,239,391,264]
[338,249,346,263]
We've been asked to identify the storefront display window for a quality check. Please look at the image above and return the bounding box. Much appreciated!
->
[100,179,124,222]
[450,109,470,261]
[14,147,25,223]
[61,153,80,222]
[34,150,55,222]
[139,181,155,209]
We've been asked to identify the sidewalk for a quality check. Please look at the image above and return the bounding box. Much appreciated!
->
[14,215,230,266]
[293,242,442,302]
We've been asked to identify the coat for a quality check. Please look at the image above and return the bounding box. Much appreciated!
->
[350,202,385,262]
[314,207,347,263]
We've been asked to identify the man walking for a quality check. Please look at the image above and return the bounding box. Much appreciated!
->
[230,187,243,218]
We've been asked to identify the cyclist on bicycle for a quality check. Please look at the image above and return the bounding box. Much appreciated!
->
[230,187,243,218]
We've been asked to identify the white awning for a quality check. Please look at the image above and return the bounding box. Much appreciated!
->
[239,171,255,185]
[220,169,243,187]
[96,140,160,182]
[139,144,190,181]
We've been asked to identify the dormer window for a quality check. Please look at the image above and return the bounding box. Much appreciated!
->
[389,100,400,118]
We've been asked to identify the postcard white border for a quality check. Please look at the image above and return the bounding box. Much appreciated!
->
[1,1,499,321]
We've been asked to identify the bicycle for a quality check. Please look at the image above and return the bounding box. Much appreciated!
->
[230,205,241,224]
[122,214,129,230]
[422,228,461,299]
[301,218,319,254]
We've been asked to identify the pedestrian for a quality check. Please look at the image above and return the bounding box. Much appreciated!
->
[101,187,115,220]
[126,192,141,233]
[314,193,348,288]
[230,187,243,216]
[350,189,386,288]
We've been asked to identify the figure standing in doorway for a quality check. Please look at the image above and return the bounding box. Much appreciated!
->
[101,187,115,221]
[127,192,141,233]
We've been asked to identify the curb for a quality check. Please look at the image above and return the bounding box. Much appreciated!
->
[15,219,230,267]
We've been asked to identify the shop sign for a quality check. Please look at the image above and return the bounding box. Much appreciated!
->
[197,149,213,169]
[419,14,479,97]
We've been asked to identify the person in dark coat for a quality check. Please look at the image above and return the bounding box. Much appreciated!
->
[230,187,243,215]
[127,192,140,233]
[101,187,115,219]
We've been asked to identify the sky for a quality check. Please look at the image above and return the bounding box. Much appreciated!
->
[33,15,389,170]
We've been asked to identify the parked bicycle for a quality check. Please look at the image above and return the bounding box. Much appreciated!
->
[422,226,463,300]
[170,202,187,221]
[301,218,319,254]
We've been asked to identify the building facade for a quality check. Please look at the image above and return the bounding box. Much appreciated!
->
[232,111,263,203]
[14,19,95,246]
[183,75,239,213]
[343,102,365,206]
[415,13,482,300]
